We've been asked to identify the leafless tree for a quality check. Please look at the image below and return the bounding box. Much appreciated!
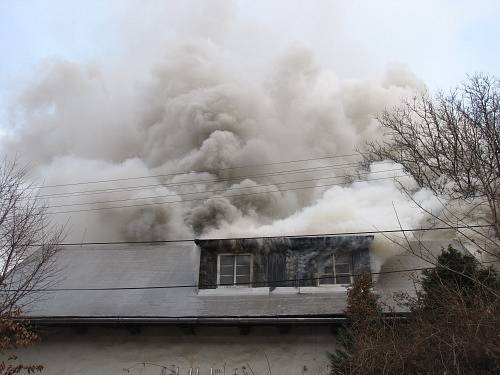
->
[367,74,500,260]
[0,157,64,315]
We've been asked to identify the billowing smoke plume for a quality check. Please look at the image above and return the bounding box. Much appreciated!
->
[2,1,443,268]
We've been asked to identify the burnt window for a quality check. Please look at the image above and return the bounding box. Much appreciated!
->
[318,254,352,285]
[217,254,252,287]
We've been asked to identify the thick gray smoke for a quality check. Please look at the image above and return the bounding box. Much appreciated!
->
[2,1,443,268]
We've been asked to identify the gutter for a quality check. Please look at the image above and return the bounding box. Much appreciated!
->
[23,314,408,326]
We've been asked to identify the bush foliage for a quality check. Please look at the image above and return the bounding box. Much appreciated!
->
[330,246,500,375]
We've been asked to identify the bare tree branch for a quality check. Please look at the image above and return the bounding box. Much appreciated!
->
[0,157,65,314]
[366,74,500,260]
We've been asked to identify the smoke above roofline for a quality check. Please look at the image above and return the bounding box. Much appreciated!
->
[2,1,446,270]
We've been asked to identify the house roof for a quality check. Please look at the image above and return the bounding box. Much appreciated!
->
[23,236,447,324]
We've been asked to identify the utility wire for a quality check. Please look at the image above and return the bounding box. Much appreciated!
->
[3,261,499,292]
[34,162,364,199]
[28,224,493,246]
[35,160,366,199]
[45,168,404,209]
[35,152,369,189]
[47,174,407,214]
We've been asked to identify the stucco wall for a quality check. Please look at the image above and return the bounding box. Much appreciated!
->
[19,326,337,375]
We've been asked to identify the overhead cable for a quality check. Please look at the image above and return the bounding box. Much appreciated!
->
[3,261,498,292]
[47,174,407,214]
[34,160,368,198]
[26,224,493,246]
[35,152,369,189]
[46,168,404,209]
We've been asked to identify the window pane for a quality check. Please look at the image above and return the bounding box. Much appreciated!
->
[236,255,251,267]
[236,274,250,284]
[220,255,234,267]
[219,255,235,286]
[236,266,250,273]
[220,268,234,277]
[220,264,234,272]
[236,261,251,284]
[336,275,351,284]
[236,255,251,284]
[219,275,234,286]
[335,263,350,274]
[220,255,234,279]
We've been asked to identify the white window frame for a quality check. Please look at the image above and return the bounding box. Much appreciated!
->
[217,253,253,288]
[317,254,352,286]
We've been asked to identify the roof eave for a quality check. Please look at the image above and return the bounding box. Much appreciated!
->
[23,313,408,326]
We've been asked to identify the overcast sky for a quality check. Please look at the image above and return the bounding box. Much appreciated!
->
[1,0,499,130]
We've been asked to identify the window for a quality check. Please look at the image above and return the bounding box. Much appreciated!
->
[318,254,352,285]
[217,254,252,287]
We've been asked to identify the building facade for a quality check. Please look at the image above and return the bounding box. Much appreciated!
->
[16,235,433,375]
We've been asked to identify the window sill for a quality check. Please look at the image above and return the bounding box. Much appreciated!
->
[269,286,349,294]
[197,285,349,296]
[198,287,269,296]
[298,285,349,294]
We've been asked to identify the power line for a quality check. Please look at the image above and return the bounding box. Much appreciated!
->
[35,152,368,189]
[35,160,366,199]
[45,168,404,209]
[34,161,365,199]
[34,157,414,200]
[3,261,499,292]
[28,224,493,246]
[47,174,407,214]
